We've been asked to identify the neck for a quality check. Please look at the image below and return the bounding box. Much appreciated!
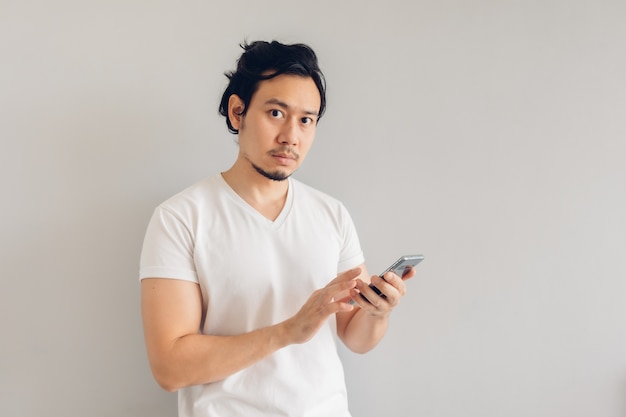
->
[221,162,290,220]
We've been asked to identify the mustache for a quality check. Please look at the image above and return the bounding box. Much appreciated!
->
[269,146,299,160]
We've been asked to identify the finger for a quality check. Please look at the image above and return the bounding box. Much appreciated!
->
[347,288,365,308]
[349,285,389,314]
[399,266,416,281]
[333,299,355,313]
[336,293,355,304]
[354,279,387,308]
[327,267,362,287]
[326,279,358,303]
[369,275,404,305]
[381,271,400,285]
[324,268,361,303]
[348,287,374,309]
[380,273,406,296]
[319,292,355,315]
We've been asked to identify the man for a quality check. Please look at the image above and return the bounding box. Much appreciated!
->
[140,40,415,417]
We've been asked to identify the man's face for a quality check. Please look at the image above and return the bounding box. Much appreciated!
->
[229,74,321,181]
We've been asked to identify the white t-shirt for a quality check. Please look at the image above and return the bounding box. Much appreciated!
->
[140,174,364,417]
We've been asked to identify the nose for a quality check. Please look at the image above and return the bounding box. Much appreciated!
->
[278,117,299,146]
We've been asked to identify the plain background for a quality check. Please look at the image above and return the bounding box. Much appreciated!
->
[2,1,625,416]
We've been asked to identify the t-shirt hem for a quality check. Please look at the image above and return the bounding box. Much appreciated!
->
[139,267,198,283]
[338,253,365,273]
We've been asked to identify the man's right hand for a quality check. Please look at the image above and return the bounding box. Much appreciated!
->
[281,267,361,344]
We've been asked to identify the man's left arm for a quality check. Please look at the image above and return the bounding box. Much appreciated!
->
[335,263,416,354]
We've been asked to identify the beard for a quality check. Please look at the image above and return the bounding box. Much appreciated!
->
[251,162,290,181]
[248,146,299,182]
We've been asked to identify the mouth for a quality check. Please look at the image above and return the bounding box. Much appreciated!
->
[270,149,299,165]
[272,154,295,166]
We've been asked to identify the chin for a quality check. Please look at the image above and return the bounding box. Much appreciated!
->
[253,164,291,181]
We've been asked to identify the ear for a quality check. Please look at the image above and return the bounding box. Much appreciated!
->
[228,94,245,130]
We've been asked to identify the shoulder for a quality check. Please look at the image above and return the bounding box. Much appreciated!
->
[291,178,342,206]
[158,174,224,211]
[290,178,353,220]
[152,174,227,225]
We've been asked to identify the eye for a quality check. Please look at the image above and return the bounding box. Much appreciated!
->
[270,109,284,119]
[301,117,315,125]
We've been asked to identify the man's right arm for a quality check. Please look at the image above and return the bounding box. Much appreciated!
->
[141,269,359,391]
[141,278,293,391]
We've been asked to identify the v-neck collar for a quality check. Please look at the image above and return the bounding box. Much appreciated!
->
[218,174,294,230]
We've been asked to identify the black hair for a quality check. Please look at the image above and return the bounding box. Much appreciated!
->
[218,40,327,134]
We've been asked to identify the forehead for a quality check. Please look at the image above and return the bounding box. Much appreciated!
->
[251,74,321,112]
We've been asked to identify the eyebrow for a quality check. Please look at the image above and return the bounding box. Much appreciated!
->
[264,98,319,117]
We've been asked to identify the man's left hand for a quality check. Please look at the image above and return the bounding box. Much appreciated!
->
[349,267,416,316]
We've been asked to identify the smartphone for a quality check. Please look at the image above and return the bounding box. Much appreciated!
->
[358,254,425,303]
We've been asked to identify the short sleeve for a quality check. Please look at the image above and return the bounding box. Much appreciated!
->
[139,206,199,283]
[337,203,365,272]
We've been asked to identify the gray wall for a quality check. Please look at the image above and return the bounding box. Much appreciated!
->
[2,1,625,416]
